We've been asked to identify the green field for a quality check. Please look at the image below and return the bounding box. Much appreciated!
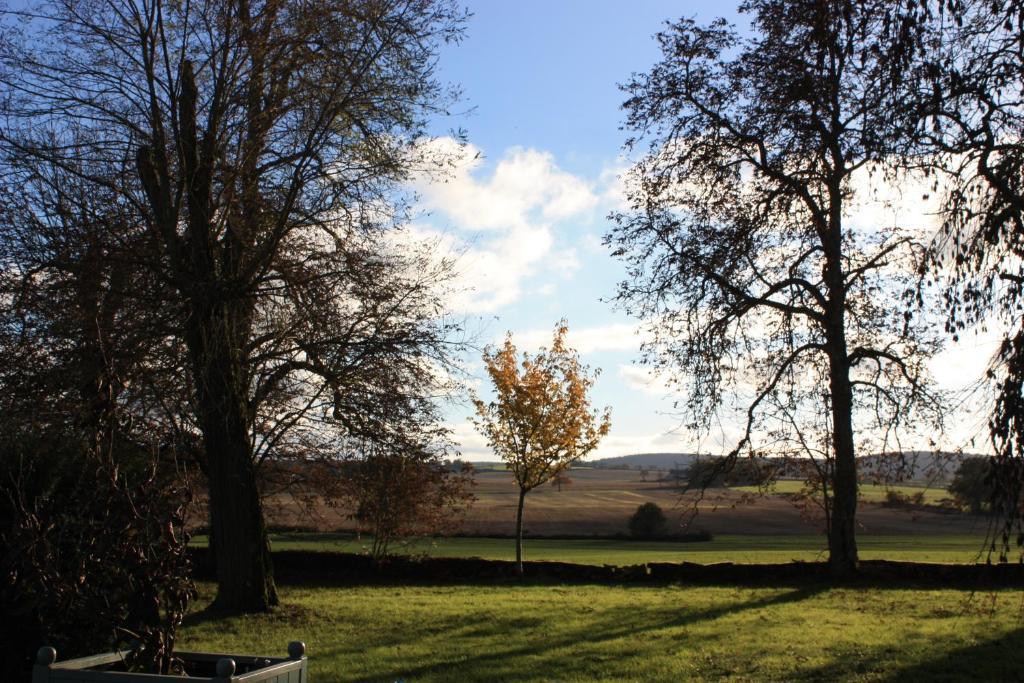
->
[179,582,1024,681]
[212,532,992,564]
[732,481,952,505]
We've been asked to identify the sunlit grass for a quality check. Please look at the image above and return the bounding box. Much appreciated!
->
[179,582,1024,682]
[731,480,953,505]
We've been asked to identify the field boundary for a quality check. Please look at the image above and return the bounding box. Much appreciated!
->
[186,548,1024,588]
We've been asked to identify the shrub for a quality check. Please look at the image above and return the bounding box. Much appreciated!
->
[884,489,911,507]
[333,446,474,560]
[0,435,194,680]
[629,502,668,537]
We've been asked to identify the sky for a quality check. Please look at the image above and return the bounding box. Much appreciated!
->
[409,0,999,461]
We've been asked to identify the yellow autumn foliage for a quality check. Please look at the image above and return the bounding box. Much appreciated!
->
[471,320,612,493]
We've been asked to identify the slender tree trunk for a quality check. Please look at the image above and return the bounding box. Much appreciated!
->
[515,487,527,576]
[188,301,278,611]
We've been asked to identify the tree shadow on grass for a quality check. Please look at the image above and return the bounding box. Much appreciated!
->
[880,626,1024,682]
[369,584,827,682]
[789,625,1024,682]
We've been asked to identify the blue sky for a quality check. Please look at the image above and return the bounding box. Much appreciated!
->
[411,1,996,461]
[414,1,730,460]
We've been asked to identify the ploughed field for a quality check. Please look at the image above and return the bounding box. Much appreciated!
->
[179,582,1024,681]
[255,466,988,545]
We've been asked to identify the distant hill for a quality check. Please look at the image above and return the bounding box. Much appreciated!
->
[857,451,980,484]
[590,452,701,470]
[584,450,983,482]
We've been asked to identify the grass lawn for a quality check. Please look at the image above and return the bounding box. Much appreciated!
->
[206,532,992,564]
[731,481,952,505]
[179,582,1024,681]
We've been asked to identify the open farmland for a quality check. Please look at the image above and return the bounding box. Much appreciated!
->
[258,466,988,541]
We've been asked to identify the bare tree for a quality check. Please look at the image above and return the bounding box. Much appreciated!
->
[0,0,466,610]
[897,0,1024,561]
[608,0,944,576]
[332,437,474,561]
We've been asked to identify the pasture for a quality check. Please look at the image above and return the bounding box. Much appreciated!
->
[180,582,1024,681]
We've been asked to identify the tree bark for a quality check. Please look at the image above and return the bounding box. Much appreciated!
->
[188,300,278,611]
[824,190,859,578]
[827,348,859,577]
[515,487,527,577]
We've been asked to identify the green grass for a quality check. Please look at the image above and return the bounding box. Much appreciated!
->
[179,582,1024,681]
[192,532,992,564]
[732,480,952,505]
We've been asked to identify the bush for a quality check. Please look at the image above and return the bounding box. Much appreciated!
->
[884,489,911,507]
[629,502,668,537]
[0,435,194,680]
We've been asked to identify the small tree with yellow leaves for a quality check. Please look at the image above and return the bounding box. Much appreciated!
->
[472,321,611,575]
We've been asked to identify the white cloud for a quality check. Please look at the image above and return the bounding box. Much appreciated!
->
[413,140,598,233]
[844,166,945,237]
[501,322,651,355]
[588,429,703,460]
[408,139,601,313]
[618,364,676,395]
[550,247,581,278]
[597,162,631,213]
[929,325,1002,393]
[449,420,493,460]
[580,232,607,255]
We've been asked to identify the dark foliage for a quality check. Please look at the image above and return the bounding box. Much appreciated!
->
[608,0,945,575]
[683,458,768,489]
[890,0,1024,561]
[628,502,668,538]
[0,435,194,681]
[948,456,994,515]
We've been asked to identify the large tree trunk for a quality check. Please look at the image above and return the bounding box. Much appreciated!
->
[824,193,859,578]
[515,488,527,576]
[827,350,859,577]
[188,301,278,611]
[136,58,278,612]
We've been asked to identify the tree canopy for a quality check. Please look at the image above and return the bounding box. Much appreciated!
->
[609,0,945,575]
[472,321,611,573]
[0,0,468,611]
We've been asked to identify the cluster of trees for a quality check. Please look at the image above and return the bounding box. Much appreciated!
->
[680,458,768,489]
[0,0,472,672]
[609,0,1024,574]
[948,456,995,515]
